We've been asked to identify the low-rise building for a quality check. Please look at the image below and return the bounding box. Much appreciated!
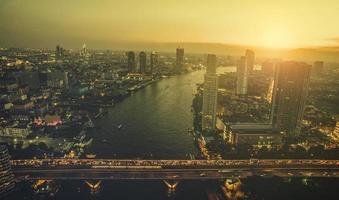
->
[228,123,283,147]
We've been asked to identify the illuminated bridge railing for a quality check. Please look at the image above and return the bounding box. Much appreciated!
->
[10,159,339,169]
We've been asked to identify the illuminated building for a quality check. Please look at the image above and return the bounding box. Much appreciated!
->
[139,51,146,73]
[236,56,248,95]
[228,124,283,147]
[271,61,311,134]
[0,145,15,197]
[202,54,218,130]
[176,47,184,71]
[333,116,339,140]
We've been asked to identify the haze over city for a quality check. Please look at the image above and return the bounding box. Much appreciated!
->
[1,0,339,50]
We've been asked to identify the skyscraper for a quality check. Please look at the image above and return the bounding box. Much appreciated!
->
[0,145,15,198]
[333,116,339,139]
[55,45,63,60]
[245,49,255,74]
[236,56,248,95]
[176,47,184,71]
[127,51,136,72]
[202,54,218,130]
[312,61,324,75]
[139,51,146,73]
[150,51,158,74]
[81,43,87,56]
[271,61,311,134]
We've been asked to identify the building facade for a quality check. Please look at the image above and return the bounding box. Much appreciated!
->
[271,61,311,134]
[139,51,147,73]
[176,47,184,71]
[150,51,158,74]
[0,145,15,197]
[127,51,136,72]
[236,56,248,95]
[202,54,218,130]
[245,49,255,74]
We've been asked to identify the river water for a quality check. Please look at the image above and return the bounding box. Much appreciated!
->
[87,70,205,159]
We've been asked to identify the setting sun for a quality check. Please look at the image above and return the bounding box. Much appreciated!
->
[260,28,293,48]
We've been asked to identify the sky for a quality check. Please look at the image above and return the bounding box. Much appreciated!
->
[0,0,339,49]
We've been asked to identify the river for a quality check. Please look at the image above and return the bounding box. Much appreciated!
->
[87,70,205,159]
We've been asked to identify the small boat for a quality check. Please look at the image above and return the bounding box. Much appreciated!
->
[85,154,96,159]
[101,139,108,143]
[117,124,123,129]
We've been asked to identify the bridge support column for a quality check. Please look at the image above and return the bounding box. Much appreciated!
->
[163,180,179,197]
[85,180,102,195]
[221,178,244,200]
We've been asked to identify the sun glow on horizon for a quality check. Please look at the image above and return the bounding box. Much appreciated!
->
[259,28,294,48]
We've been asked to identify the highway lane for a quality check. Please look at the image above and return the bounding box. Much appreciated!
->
[13,167,339,180]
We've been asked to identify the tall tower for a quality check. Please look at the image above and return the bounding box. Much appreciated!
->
[236,56,248,95]
[127,51,136,72]
[150,51,158,74]
[312,61,324,75]
[245,49,255,74]
[271,61,311,134]
[139,51,147,73]
[81,43,87,56]
[176,47,184,71]
[0,145,15,198]
[55,45,62,60]
[202,54,218,130]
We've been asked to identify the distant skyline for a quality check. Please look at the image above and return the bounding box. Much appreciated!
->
[1,0,339,50]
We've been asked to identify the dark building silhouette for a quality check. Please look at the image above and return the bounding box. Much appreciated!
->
[245,49,255,74]
[271,61,311,134]
[55,45,64,60]
[139,51,146,73]
[312,61,324,75]
[127,51,136,72]
[176,47,184,71]
[150,51,158,74]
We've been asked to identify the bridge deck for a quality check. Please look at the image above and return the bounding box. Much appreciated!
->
[10,159,339,180]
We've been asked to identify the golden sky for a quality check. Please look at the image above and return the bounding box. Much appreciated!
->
[0,0,339,49]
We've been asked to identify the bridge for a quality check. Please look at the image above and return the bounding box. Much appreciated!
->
[11,159,339,180]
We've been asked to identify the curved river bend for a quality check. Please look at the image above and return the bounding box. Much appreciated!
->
[88,70,205,159]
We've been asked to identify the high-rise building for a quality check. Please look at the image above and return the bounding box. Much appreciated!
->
[139,51,147,73]
[46,71,69,89]
[176,47,184,71]
[81,43,87,56]
[236,56,248,95]
[150,51,158,74]
[271,61,311,134]
[245,49,255,74]
[127,51,136,72]
[312,61,324,75]
[332,116,339,140]
[55,45,63,60]
[0,145,15,198]
[202,54,218,130]
[206,54,217,74]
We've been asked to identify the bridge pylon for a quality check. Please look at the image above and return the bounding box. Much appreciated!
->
[220,178,244,200]
[163,180,179,197]
[85,180,102,195]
